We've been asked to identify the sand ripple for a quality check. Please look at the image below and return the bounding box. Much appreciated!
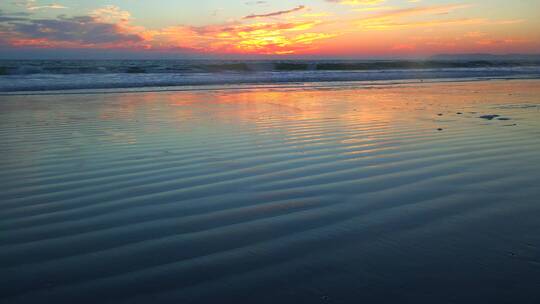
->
[1,80,540,303]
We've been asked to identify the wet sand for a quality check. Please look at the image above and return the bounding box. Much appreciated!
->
[1,80,540,303]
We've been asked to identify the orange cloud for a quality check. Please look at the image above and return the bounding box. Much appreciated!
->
[366,3,471,18]
[359,18,486,30]
[139,20,333,55]
[354,4,477,30]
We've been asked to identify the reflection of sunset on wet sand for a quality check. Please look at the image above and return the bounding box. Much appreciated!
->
[85,80,540,137]
[1,80,540,303]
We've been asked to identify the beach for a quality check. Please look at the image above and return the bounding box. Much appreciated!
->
[1,79,540,303]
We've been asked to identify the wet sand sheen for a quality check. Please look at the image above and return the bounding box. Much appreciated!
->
[1,80,540,303]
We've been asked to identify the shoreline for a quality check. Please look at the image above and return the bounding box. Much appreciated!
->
[1,76,540,96]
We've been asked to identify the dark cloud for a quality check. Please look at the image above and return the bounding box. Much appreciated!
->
[0,33,9,46]
[9,11,33,16]
[244,5,306,19]
[0,9,31,22]
[0,16,27,22]
[2,14,143,45]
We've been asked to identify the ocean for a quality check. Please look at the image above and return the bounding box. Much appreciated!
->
[1,59,540,93]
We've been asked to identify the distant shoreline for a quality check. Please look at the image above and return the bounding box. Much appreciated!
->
[1,77,540,97]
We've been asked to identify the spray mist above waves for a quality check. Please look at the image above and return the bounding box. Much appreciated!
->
[1,59,540,92]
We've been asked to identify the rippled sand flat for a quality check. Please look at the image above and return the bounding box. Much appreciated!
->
[1,80,540,303]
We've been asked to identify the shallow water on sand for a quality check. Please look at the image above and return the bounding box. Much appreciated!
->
[1,80,540,303]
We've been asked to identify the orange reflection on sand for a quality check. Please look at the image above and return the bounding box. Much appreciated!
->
[100,80,540,144]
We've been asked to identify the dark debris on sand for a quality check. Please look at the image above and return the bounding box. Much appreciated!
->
[478,114,514,122]
[479,114,501,120]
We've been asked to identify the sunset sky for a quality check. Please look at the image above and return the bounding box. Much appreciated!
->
[0,0,539,58]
